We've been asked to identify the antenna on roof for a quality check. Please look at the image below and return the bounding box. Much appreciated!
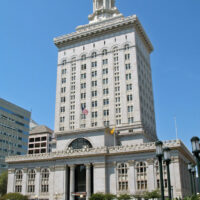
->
[174,117,178,140]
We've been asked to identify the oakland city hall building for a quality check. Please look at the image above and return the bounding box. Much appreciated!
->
[6,1,195,200]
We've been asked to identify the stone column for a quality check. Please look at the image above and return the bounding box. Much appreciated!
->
[85,164,91,200]
[35,167,40,197]
[22,168,28,195]
[93,162,106,193]
[128,161,136,195]
[7,168,15,193]
[70,165,75,200]
[147,159,156,191]
[49,166,55,200]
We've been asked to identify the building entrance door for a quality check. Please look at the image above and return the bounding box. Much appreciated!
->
[75,165,86,200]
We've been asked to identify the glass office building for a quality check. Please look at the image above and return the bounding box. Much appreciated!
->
[0,98,31,174]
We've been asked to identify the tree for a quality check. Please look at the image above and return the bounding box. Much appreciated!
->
[0,171,8,196]
[0,193,28,200]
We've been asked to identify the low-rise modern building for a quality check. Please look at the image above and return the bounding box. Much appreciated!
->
[0,98,31,174]
[28,125,53,154]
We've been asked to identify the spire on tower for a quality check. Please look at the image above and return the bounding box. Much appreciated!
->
[89,0,122,23]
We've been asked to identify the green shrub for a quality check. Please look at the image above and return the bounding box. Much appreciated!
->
[0,193,28,200]
[143,190,161,199]
[117,194,132,200]
[89,193,106,200]
[105,194,116,200]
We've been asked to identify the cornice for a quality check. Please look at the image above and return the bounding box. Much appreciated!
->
[54,15,153,53]
[6,140,194,164]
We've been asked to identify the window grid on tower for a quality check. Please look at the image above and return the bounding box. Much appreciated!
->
[124,44,134,125]
[69,57,76,130]
[90,54,98,127]
[113,46,121,126]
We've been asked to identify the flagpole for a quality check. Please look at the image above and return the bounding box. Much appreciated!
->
[114,131,115,146]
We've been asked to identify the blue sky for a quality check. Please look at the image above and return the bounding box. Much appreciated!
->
[0,0,200,149]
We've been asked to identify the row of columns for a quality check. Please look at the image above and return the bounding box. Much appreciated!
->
[69,164,91,200]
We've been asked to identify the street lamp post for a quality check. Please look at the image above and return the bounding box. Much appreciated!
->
[191,137,200,193]
[188,163,194,195]
[191,165,197,195]
[34,195,38,200]
[163,147,172,200]
[156,141,165,200]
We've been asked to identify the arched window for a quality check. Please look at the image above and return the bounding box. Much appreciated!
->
[91,52,97,58]
[27,169,36,193]
[81,54,86,61]
[155,161,168,189]
[117,163,129,191]
[136,162,147,190]
[69,138,92,149]
[41,168,49,193]
[15,170,23,193]
[124,44,130,50]
[102,49,108,56]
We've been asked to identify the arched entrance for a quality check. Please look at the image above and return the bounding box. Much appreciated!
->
[67,138,93,200]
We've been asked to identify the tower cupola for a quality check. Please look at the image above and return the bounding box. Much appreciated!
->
[88,0,122,23]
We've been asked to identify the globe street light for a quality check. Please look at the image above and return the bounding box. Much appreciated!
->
[188,163,194,195]
[191,165,197,195]
[156,141,165,200]
[163,147,172,200]
[35,195,38,200]
[191,137,200,192]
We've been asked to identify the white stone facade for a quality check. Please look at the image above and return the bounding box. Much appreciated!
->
[6,139,194,199]
[6,1,195,200]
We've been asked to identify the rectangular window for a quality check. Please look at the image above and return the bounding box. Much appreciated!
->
[91,81,97,87]
[103,99,109,105]
[92,112,98,118]
[127,95,133,101]
[81,93,86,99]
[92,71,97,77]
[128,117,134,124]
[81,73,86,79]
[91,61,97,68]
[115,87,120,92]
[61,87,66,93]
[61,78,66,84]
[60,107,65,112]
[115,97,120,102]
[81,64,86,70]
[128,106,133,112]
[126,84,132,91]
[60,117,65,123]
[103,78,108,84]
[62,68,67,74]
[103,88,109,95]
[92,101,98,107]
[91,91,97,97]
[102,59,108,65]
[81,83,86,89]
[102,68,108,74]
[61,97,66,103]
[115,76,119,81]
[125,64,131,70]
[91,122,98,127]
[126,74,132,80]
[125,54,130,60]
[103,110,109,116]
